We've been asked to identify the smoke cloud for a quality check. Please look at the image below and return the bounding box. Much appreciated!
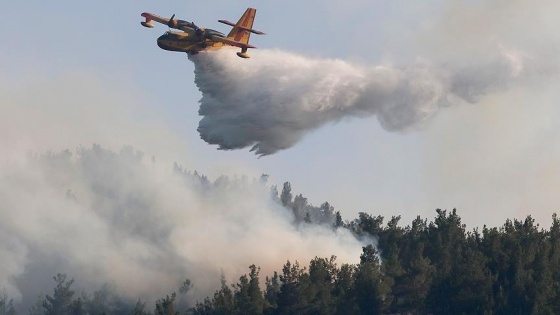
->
[0,73,370,311]
[0,145,369,309]
[190,47,528,156]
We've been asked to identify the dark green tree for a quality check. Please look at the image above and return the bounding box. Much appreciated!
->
[353,213,384,236]
[233,265,264,315]
[154,293,179,315]
[131,300,149,315]
[264,272,280,314]
[334,211,344,229]
[0,293,16,315]
[280,182,292,208]
[193,297,213,315]
[319,202,335,224]
[179,279,193,295]
[292,194,308,223]
[276,261,305,314]
[43,273,76,315]
[354,245,390,315]
[546,213,560,313]
[425,209,467,314]
[304,256,337,314]
[212,272,234,315]
[87,283,121,315]
[333,263,358,315]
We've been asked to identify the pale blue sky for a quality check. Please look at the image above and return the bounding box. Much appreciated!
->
[2,0,560,228]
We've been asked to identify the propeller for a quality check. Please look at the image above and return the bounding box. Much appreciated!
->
[190,22,203,36]
[167,14,178,29]
[166,14,206,46]
[189,21,206,46]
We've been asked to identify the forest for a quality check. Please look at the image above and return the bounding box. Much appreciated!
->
[3,202,560,314]
[2,147,559,314]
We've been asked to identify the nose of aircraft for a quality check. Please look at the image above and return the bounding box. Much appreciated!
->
[156,35,171,50]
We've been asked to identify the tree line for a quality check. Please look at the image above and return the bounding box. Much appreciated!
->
[191,208,560,315]
[4,203,560,314]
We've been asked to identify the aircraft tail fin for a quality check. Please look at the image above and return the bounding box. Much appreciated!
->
[219,8,263,45]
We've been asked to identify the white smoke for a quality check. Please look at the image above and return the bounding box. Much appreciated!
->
[190,47,528,156]
[0,73,370,310]
[0,145,368,309]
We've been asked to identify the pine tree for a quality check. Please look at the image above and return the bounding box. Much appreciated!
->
[354,245,390,315]
[43,273,76,315]
[131,300,149,315]
[0,293,16,315]
[213,272,234,315]
[306,256,337,314]
[334,211,344,229]
[276,261,305,314]
[154,293,179,315]
[333,264,358,314]
[280,182,292,208]
[233,265,264,315]
[292,194,308,223]
[264,272,280,314]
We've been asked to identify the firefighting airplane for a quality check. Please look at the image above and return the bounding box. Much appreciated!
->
[140,7,264,58]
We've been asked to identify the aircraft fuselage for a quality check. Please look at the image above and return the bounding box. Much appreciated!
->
[156,30,226,54]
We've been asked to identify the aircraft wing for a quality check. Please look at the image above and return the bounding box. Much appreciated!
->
[141,12,195,32]
[211,36,256,49]
[141,13,169,28]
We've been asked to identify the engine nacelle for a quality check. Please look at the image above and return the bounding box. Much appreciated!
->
[168,19,178,29]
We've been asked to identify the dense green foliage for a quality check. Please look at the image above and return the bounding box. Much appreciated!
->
[192,209,560,315]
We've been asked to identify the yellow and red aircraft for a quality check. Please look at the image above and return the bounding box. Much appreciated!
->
[141,7,264,58]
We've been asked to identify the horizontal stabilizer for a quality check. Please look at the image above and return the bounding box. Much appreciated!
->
[218,19,266,35]
[218,19,236,27]
[213,36,257,49]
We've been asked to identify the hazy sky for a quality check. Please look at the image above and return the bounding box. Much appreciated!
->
[2,0,560,230]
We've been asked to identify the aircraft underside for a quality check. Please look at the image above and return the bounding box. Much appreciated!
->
[156,33,226,54]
